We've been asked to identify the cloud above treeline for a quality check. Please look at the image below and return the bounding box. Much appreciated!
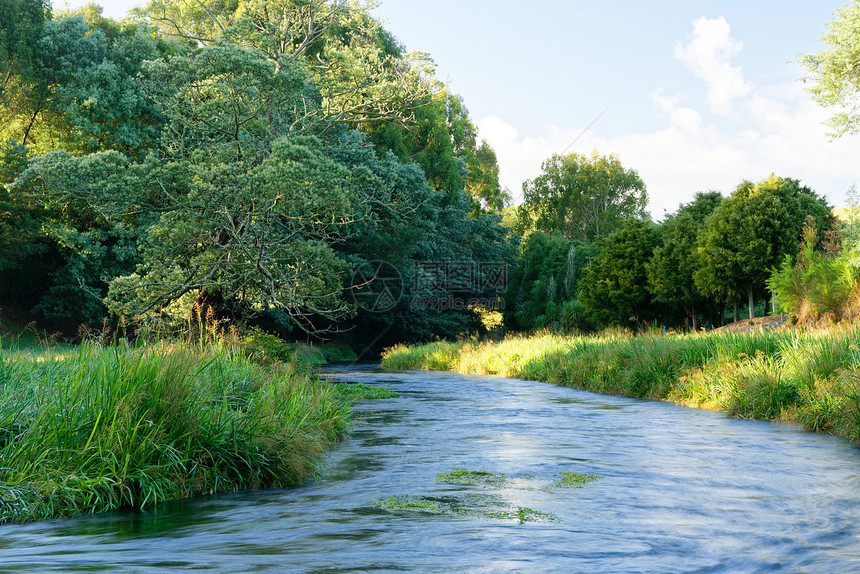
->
[479,17,860,219]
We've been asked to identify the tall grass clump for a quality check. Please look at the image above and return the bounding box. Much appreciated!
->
[382,325,860,443]
[0,342,350,524]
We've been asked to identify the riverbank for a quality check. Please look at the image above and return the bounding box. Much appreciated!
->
[381,325,860,443]
[0,341,352,524]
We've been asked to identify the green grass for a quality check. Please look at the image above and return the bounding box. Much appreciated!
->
[0,341,351,524]
[382,325,860,444]
[331,382,399,401]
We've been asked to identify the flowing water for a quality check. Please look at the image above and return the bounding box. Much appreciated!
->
[2,364,860,573]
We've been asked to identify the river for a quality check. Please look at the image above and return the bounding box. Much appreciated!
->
[1,364,859,573]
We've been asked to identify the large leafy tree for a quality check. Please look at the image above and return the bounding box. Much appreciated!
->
[518,150,648,242]
[2,1,514,343]
[694,175,834,319]
[0,0,50,146]
[647,191,723,330]
[579,219,659,329]
[2,9,166,156]
[801,0,860,137]
[146,0,436,130]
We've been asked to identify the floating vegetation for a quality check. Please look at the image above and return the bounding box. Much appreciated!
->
[372,468,599,525]
[371,494,555,523]
[555,472,601,488]
[373,495,464,515]
[435,468,510,487]
[332,382,400,401]
[482,507,558,523]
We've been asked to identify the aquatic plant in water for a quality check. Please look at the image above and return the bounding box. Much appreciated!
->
[331,382,399,401]
[555,472,601,488]
[435,468,510,486]
[372,494,556,523]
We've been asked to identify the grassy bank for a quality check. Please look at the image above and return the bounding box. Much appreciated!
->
[382,326,860,443]
[0,342,351,524]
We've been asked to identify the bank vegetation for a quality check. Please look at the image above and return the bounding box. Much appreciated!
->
[382,325,860,444]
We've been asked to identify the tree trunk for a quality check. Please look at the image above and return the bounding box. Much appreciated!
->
[748,285,755,319]
[691,305,698,332]
[733,300,739,323]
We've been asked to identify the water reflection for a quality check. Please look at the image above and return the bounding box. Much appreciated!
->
[1,365,860,573]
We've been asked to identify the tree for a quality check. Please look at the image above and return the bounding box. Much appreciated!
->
[694,175,833,320]
[0,0,50,145]
[518,150,648,242]
[801,0,860,137]
[5,150,144,323]
[647,191,722,330]
[146,0,436,132]
[579,219,659,329]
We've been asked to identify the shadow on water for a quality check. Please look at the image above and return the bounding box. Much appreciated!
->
[3,364,860,573]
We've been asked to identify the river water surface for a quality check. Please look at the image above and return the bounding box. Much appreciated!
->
[2,364,860,573]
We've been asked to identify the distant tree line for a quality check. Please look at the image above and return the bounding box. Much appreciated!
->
[507,151,839,332]
[506,0,860,334]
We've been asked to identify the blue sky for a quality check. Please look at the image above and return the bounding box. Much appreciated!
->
[58,0,860,217]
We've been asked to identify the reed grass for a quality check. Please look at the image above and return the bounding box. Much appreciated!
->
[382,326,860,444]
[0,341,351,524]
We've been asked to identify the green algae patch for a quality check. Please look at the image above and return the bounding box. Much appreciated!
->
[482,507,558,523]
[371,493,555,523]
[555,472,601,488]
[373,495,463,515]
[332,382,399,401]
[435,468,510,486]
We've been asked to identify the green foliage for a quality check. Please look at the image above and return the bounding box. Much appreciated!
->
[518,150,648,242]
[0,0,50,145]
[5,150,142,323]
[0,342,350,523]
[330,382,399,401]
[801,0,860,136]
[767,221,858,321]
[695,175,833,318]
[106,134,359,327]
[579,219,659,329]
[0,0,513,344]
[504,231,596,331]
[647,191,722,330]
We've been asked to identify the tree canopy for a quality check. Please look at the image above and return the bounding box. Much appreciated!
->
[517,151,648,243]
[0,1,513,342]
[694,175,834,319]
[801,0,860,137]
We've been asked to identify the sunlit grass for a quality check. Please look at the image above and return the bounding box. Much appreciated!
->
[381,325,860,443]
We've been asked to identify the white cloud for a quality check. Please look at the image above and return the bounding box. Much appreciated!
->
[478,18,860,219]
[478,85,860,218]
[673,16,753,115]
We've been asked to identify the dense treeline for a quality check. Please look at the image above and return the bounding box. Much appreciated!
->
[508,151,844,332]
[0,0,514,347]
